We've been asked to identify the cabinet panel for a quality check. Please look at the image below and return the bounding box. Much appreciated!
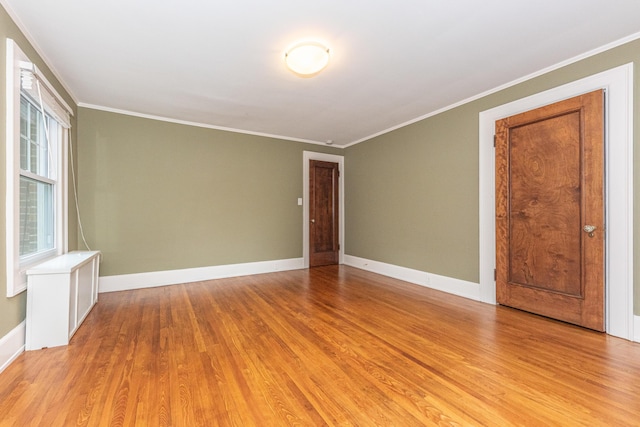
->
[76,261,94,328]
[69,269,78,336]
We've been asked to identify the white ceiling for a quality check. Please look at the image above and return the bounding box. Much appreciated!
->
[4,0,640,147]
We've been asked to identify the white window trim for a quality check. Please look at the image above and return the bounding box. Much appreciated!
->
[5,39,70,297]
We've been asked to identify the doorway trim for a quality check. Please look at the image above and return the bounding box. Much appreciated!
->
[479,63,634,340]
[303,151,345,268]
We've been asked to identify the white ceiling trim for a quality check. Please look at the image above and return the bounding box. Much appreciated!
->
[78,103,332,147]
[343,30,640,148]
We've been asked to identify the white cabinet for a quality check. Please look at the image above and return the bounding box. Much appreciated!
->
[25,251,101,350]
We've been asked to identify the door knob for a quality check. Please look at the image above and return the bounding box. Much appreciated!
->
[311,219,315,224]
[583,225,596,237]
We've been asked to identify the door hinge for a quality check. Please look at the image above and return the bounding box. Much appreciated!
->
[493,135,496,147]
[494,268,497,281]
[338,169,340,178]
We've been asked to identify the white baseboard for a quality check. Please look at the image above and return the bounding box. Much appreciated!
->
[0,321,25,374]
[99,258,305,293]
[344,255,482,302]
[345,256,640,342]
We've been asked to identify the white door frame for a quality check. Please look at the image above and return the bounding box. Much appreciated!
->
[303,151,345,268]
[479,63,634,340]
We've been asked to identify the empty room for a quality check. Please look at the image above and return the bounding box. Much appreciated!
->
[1,1,640,425]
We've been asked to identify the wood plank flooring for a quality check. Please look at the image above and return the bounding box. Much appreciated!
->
[1,265,639,426]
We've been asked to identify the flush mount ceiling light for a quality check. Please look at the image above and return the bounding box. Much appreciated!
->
[284,40,330,77]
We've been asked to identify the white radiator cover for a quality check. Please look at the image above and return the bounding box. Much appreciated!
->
[25,251,101,350]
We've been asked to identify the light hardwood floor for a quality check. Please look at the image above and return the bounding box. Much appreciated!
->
[0,265,639,426]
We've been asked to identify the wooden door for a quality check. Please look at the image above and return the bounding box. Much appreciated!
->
[309,160,339,267]
[495,90,605,331]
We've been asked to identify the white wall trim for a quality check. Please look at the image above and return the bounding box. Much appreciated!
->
[0,320,25,374]
[344,255,480,301]
[343,32,640,148]
[303,151,345,268]
[6,40,70,297]
[479,63,634,340]
[80,103,335,148]
[99,258,304,293]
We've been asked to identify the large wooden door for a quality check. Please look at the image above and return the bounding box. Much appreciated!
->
[309,160,339,267]
[495,90,605,331]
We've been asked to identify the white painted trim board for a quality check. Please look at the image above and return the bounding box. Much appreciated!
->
[344,255,480,301]
[346,255,640,344]
[0,321,25,374]
[99,258,304,293]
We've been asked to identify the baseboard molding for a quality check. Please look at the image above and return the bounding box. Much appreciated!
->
[0,321,25,374]
[344,256,640,342]
[99,258,305,293]
[344,255,482,302]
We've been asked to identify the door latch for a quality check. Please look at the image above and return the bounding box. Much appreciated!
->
[583,225,597,237]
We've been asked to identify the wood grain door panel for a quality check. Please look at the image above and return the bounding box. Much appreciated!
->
[495,90,605,331]
[310,160,339,267]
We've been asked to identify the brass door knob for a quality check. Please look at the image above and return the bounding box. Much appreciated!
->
[583,225,596,237]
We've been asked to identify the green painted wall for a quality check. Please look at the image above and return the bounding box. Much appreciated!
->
[77,108,341,276]
[345,104,480,281]
[345,38,640,315]
[0,5,78,338]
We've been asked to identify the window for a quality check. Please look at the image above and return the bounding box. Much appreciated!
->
[5,39,72,296]
[20,95,57,257]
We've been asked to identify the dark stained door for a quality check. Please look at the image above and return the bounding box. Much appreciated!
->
[495,90,605,331]
[309,160,339,267]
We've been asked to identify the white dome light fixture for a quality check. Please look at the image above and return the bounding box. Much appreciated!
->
[284,40,330,77]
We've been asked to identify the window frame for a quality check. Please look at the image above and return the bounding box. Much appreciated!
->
[5,39,71,297]
[19,95,57,260]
